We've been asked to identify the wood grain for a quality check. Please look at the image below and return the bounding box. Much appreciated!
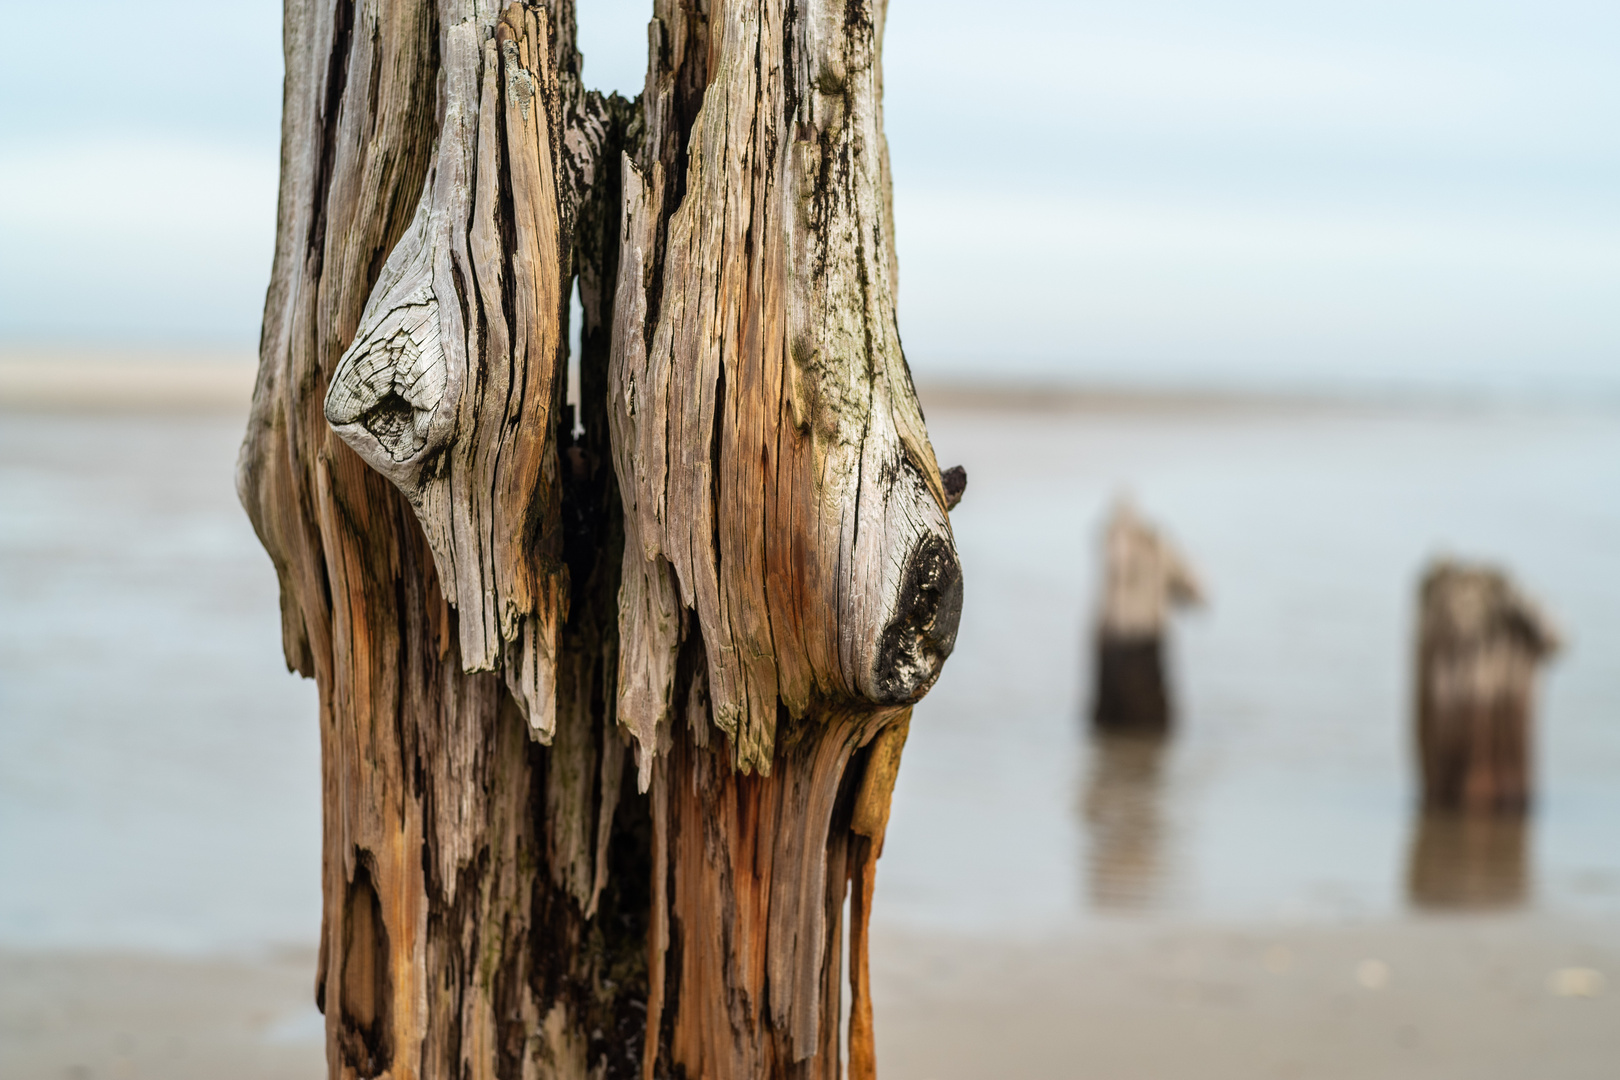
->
[612,0,960,1072]
[240,0,958,1074]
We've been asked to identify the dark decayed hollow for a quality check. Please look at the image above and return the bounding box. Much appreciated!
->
[873,535,963,703]
[940,465,968,510]
[359,391,422,460]
[338,859,392,1078]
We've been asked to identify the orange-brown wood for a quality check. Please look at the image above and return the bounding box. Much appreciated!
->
[242,1,956,1076]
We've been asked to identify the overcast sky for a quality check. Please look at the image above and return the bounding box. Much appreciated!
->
[0,0,1615,393]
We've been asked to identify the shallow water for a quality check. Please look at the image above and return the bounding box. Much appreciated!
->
[2,403,1617,952]
[0,413,319,953]
[884,402,1620,932]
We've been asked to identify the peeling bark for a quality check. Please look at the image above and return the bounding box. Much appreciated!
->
[240,0,957,1076]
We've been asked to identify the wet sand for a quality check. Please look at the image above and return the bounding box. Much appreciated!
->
[5,917,1616,1080]
[0,949,324,1080]
[874,918,1619,1080]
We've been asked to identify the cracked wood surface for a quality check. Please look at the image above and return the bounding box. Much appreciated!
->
[616,0,960,1074]
[239,0,959,1076]
[242,4,642,1077]
[609,0,960,780]
[321,4,603,741]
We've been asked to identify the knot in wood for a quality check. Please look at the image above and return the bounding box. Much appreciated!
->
[325,298,447,463]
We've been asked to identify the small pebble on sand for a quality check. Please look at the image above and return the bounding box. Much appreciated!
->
[1357,960,1391,990]
[1548,968,1606,998]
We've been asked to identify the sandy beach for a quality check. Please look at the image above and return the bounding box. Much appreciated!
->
[1,947,323,1080]
[874,918,1619,1080]
[5,916,1617,1080]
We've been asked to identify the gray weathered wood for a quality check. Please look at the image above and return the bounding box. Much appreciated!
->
[609,1,961,1072]
[608,0,961,775]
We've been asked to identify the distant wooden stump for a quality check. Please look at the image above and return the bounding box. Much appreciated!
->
[1090,500,1202,734]
[1416,561,1559,815]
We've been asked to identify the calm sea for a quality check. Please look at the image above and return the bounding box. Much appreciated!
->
[2,401,1617,952]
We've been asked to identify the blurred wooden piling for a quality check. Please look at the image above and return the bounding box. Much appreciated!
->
[1092,500,1203,733]
[1416,561,1559,815]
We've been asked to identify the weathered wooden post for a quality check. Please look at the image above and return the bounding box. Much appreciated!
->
[237,0,963,1075]
[1090,498,1203,734]
[1415,560,1559,816]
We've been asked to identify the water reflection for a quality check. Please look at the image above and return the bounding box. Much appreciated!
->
[1082,733,1170,911]
[1407,811,1529,911]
